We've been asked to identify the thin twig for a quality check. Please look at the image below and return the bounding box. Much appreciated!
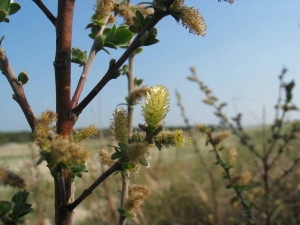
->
[271,156,300,189]
[32,0,56,26]
[0,47,36,132]
[71,15,110,108]
[67,161,122,211]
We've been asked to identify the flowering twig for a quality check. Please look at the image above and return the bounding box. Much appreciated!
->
[32,0,56,26]
[72,9,170,116]
[0,46,36,132]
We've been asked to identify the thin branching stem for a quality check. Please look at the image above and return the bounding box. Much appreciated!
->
[32,0,56,26]
[0,47,36,132]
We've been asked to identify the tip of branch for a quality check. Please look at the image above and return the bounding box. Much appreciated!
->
[0,34,6,46]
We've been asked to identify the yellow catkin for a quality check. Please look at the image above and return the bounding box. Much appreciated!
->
[213,131,231,144]
[51,136,91,165]
[126,142,149,163]
[174,0,207,36]
[0,166,27,189]
[117,3,135,26]
[155,129,186,148]
[127,86,150,104]
[111,107,129,144]
[99,149,116,167]
[124,185,150,212]
[227,147,237,164]
[94,0,117,19]
[141,85,170,128]
[74,125,98,142]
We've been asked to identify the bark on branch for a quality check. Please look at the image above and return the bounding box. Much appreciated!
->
[0,47,36,132]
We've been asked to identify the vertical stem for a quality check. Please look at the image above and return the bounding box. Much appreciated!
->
[119,49,135,225]
[54,0,76,224]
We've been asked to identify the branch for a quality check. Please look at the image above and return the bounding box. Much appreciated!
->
[72,11,168,116]
[32,0,56,26]
[71,15,110,108]
[271,156,300,189]
[0,47,36,132]
[67,161,122,211]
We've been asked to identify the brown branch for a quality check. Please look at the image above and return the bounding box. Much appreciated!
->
[67,161,123,211]
[54,0,75,224]
[71,15,110,108]
[271,156,300,189]
[32,0,56,26]
[0,47,36,132]
[72,11,169,116]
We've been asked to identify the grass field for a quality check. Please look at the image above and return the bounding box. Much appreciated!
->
[0,125,300,225]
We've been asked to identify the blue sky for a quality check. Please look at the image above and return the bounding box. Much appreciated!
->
[0,0,299,131]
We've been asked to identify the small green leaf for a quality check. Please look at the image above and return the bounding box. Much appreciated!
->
[95,35,105,52]
[110,28,133,46]
[0,201,12,217]
[117,208,125,214]
[154,140,162,151]
[11,202,33,219]
[139,157,148,167]
[8,2,21,15]
[139,31,148,46]
[123,162,136,170]
[0,10,7,23]
[75,173,82,178]
[124,211,135,219]
[105,25,116,42]
[104,42,118,49]
[111,152,122,160]
[71,164,87,174]
[0,0,10,12]
[134,78,143,86]
[18,71,29,85]
[118,142,127,151]
[12,191,29,204]
[36,156,45,166]
[134,47,143,55]
[135,10,144,24]
[129,25,138,33]
[143,14,152,27]
[133,17,142,30]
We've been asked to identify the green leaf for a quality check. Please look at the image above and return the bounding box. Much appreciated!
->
[0,10,7,23]
[117,208,125,214]
[111,152,122,160]
[105,24,116,42]
[12,191,29,204]
[133,17,142,31]
[123,162,136,170]
[11,202,33,219]
[143,14,153,27]
[36,156,45,166]
[0,0,10,12]
[143,39,159,46]
[71,48,87,66]
[139,157,148,167]
[0,201,12,217]
[118,142,127,151]
[154,140,162,151]
[75,173,82,178]
[139,31,148,46]
[129,25,138,33]
[110,28,133,46]
[104,42,118,49]
[134,47,143,55]
[8,2,21,15]
[95,35,105,52]
[135,10,144,24]
[71,164,87,174]
[134,78,143,86]
[124,211,135,219]
[18,71,29,85]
